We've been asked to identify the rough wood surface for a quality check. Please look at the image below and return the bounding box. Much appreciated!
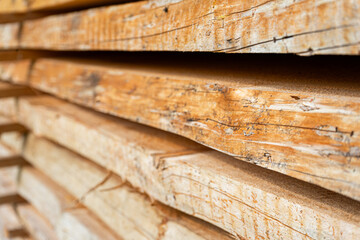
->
[0,23,19,49]
[0,0,27,14]
[17,204,58,240]
[0,59,32,84]
[0,98,17,119]
[56,208,120,240]
[23,134,233,240]
[21,0,360,54]
[0,140,20,199]
[0,204,28,240]
[18,167,76,226]
[18,96,360,240]
[25,58,360,201]
[18,167,121,240]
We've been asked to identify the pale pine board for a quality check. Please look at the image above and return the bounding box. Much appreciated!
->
[21,0,360,54]
[23,57,360,201]
[18,96,360,240]
[22,135,232,240]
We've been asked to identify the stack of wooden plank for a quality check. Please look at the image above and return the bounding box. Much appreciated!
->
[0,0,359,239]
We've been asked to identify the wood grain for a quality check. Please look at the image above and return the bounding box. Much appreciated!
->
[18,167,121,240]
[0,138,21,199]
[0,59,32,84]
[18,96,360,240]
[26,58,360,201]
[17,204,58,240]
[0,0,27,14]
[0,204,28,240]
[0,23,19,49]
[22,134,234,240]
[21,0,360,54]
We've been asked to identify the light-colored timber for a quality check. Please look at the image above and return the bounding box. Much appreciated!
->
[0,23,19,49]
[22,134,234,240]
[22,57,360,201]
[0,0,27,15]
[56,208,120,240]
[21,0,360,54]
[0,59,32,84]
[17,204,58,240]
[0,98,17,119]
[0,204,28,240]
[18,167,121,240]
[0,140,20,199]
[17,102,360,239]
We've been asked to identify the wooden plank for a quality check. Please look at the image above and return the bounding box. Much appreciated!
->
[0,59,32,84]
[18,167,78,227]
[0,98,17,118]
[16,204,58,240]
[56,208,120,240]
[0,0,27,15]
[21,0,360,54]
[18,167,120,240]
[0,23,19,49]
[23,134,234,240]
[18,104,360,239]
[0,205,28,240]
[25,57,360,201]
[0,141,21,198]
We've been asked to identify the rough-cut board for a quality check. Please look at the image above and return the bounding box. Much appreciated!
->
[0,98,17,119]
[18,167,77,227]
[18,97,360,240]
[21,0,360,54]
[0,204,28,240]
[56,208,120,240]
[0,0,27,14]
[18,167,121,240]
[0,142,19,198]
[22,134,233,240]
[26,58,360,201]
[17,204,58,240]
[0,59,32,84]
[0,23,19,49]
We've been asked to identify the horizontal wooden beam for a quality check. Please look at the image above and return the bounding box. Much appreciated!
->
[18,99,360,239]
[20,0,360,54]
[22,135,234,240]
[24,57,360,201]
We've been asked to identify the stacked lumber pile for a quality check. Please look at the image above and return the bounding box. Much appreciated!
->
[0,0,359,239]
